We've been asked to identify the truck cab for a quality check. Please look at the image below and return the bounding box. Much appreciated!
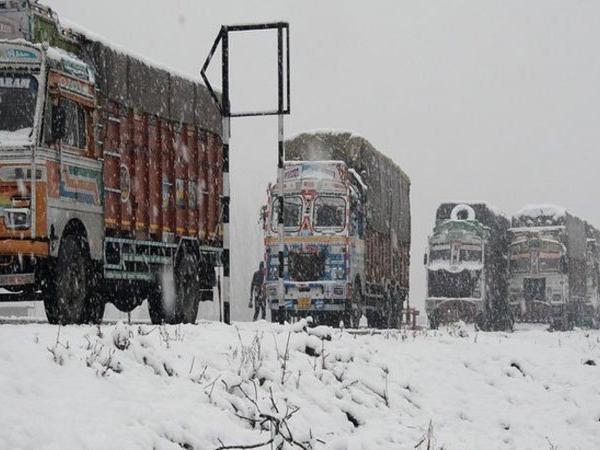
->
[0,38,99,297]
[425,204,488,326]
[263,161,364,324]
[508,229,567,323]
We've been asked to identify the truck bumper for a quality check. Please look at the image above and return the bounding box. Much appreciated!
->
[0,240,48,298]
[426,297,483,323]
[266,281,349,313]
[269,297,347,312]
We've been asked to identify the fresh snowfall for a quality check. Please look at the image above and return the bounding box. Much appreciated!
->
[0,320,599,449]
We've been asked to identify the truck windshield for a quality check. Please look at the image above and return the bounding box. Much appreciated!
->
[430,244,450,261]
[539,240,562,272]
[459,244,482,262]
[271,196,303,231]
[509,241,530,273]
[0,72,37,132]
[313,196,345,230]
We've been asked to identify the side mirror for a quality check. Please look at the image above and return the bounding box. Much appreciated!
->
[51,104,66,142]
[423,253,428,265]
[259,205,268,228]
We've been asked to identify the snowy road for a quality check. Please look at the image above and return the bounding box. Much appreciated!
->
[0,320,599,449]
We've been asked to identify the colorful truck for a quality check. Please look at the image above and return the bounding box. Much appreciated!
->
[424,203,513,330]
[0,2,224,324]
[508,205,600,329]
[263,131,410,327]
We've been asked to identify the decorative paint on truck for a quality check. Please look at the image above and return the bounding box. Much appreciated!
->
[264,131,411,328]
[0,2,224,324]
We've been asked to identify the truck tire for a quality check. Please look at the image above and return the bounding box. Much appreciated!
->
[428,310,439,330]
[148,247,200,324]
[84,291,106,324]
[176,247,201,323]
[148,266,178,324]
[44,235,90,324]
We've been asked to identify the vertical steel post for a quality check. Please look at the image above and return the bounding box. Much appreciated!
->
[221,28,231,324]
[276,27,285,324]
[201,23,290,325]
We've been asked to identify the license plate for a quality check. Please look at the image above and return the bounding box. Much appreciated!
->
[297,297,311,310]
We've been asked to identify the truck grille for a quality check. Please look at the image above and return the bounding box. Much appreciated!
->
[288,250,325,282]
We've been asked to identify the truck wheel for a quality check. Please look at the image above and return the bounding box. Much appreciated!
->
[148,247,200,324]
[176,247,201,323]
[148,266,179,324]
[84,292,106,324]
[44,235,90,324]
[429,310,439,330]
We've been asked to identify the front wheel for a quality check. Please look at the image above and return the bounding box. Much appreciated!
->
[44,235,91,325]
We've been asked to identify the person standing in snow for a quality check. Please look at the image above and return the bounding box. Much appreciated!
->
[249,261,266,321]
[390,281,405,328]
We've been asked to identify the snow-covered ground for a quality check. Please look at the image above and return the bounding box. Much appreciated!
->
[1,320,599,449]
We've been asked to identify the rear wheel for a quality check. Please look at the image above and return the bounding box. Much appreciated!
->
[176,248,201,323]
[148,246,200,324]
[83,291,106,324]
[428,309,439,330]
[44,235,90,325]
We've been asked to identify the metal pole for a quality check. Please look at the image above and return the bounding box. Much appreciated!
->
[222,118,231,325]
[276,27,285,324]
[221,29,231,325]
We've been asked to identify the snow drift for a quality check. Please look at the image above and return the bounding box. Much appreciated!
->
[0,321,599,449]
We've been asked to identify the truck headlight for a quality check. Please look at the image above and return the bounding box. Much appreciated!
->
[4,208,31,229]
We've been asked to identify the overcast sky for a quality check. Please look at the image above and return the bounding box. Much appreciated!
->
[45,0,600,321]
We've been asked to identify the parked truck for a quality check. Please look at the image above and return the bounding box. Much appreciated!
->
[424,203,513,330]
[509,205,600,329]
[0,1,223,324]
[263,131,411,327]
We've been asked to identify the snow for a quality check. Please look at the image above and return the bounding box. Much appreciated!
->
[0,127,33,147]
[1,320,599,449]
[286,129,363,142]
[515,204,567,220]
[45,45,95,82]
[440,201,509,219]
[60,18,204,85]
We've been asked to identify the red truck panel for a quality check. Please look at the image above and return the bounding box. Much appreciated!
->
[104,104,121,229]
[187,128,198,236]
[120,112,133,233]
[148,118,161,236]
[133,114,148,239]
[99,106,222,247]
[175,125,187,236]
[161,122,174,236]
[198,132,208,241]
[206,133,222,242]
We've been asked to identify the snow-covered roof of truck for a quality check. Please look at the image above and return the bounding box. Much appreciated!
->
[514,204,566,220]
[60,18,204,87]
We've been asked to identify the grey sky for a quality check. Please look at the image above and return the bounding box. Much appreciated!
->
[45,0,600,321]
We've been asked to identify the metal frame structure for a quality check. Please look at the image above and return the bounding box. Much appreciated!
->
[201,22,290,324]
